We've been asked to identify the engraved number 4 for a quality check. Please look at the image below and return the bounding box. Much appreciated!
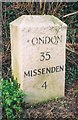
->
[42,81,47,89]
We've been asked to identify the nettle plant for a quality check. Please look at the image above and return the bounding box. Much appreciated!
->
[2,77,25,119]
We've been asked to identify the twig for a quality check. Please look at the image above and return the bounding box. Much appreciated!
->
[68,20,78,25]
[63,11,78,18]
[53,2,62,15]
[66,47,78,55]
[74,58,78,62]
[67,56,77,65]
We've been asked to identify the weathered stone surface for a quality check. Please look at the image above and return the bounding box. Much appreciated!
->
[10,15,67,104]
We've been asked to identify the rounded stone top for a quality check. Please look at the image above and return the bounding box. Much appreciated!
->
[10,15,67,28]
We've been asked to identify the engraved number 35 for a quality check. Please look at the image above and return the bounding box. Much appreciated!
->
[40,51,51,61]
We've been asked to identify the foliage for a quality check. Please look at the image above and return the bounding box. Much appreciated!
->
[1,77,25,119]
[62,14,78,43]
[65,63,78,87]
[2,2,16,39]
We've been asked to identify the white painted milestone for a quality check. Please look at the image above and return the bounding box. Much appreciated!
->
[10,15,67,104]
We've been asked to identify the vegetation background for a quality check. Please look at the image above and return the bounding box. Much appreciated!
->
[1,1,78,120]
